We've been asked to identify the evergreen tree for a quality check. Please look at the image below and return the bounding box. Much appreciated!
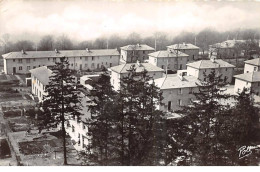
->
[117,65,166,165]
[84,72,119,165]
[41,57,82,165]
[170,70,232,165]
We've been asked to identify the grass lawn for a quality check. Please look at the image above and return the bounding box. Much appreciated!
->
[0,139,11,159]
[8,116,31,132]
[19,139,63,155]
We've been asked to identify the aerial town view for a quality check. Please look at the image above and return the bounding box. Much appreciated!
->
[1,0,260,167]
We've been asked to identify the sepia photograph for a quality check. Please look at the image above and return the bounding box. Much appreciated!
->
[0,0,260,167]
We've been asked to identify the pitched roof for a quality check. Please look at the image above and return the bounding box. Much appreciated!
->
[186,59,235,69]
[244,58,260,66]
[210,40,246,49]
[110,62,164,74]
[2,49,120,59]
[153,75,200,90]
[148,50,189,58]
[120,44,155,51]
[167,43,200,50]
[234,71,260,82]
[29,66,53,85]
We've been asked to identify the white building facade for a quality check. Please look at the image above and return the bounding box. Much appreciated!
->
[148,50,189,71]
[120,44,155,63]
[30,66,52,102]
[244,58,260,73]
[166,43,200,63]
[234,71,260,95]
[2,49,120,74]
[110,62,164,91]
[153,71,200,112]
[186,59,235,83]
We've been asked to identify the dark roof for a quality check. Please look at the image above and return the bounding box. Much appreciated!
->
[120,44,155,51]
[2,49,120,59]
[167,43,200,50]
[234,71,260,82]
[29,66,52,85]
[148,50,189,58]
[187,59,235,69]
[244,58,260,66]
[110,62,164,74]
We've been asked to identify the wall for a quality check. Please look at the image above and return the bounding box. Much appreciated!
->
[149,56,189,71]
[244,64,259,73]
[4,55,120,74]
[111,70,164,91]
[121,49,154,63]
[234,78,251,94]
[187,66,234,83]
[31,74,46,102]
[159,87,198,112]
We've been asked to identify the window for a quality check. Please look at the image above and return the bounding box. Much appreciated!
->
[33,59,35,61]
[110,56,112,59]
[53,58,56,62]
[33,66,36,69]
[168,101,171,111]
[13,59,15,62]
[246,82,249,85]
[154,58,157,63]
[226,68,228,71]
[80,57,82,60]
[254,67,257,71]
[162,65,164,69]
[189,88,193,94]
[83,124,86,130]
[178,88,182,95]
[179,64,182,70]
[48,58,50,61]
[91,63,94,68]
[26,59,30,63]
[193,55,195,60]
[18,59,22,63]
[110,63,112,67]
[97,64,100,69]
[75,63,77,67]
[143,50,145,54]
[72,125,75,132]
[71,63,73,67]
[85,57,88,61]
[178,99,182,106]
[27,66,30,70]
[19,66,22,70]
[92,56,94,61]
[38,65,40,67]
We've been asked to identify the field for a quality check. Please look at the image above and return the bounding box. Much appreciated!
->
[0,139,11,159]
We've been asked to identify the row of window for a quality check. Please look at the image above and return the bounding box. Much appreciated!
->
[167,98,193,111]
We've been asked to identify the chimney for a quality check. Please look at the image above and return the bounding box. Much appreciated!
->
[177,70,187,81]
[21,49,25,54]
[136,60,141,67]
[86,48,89,52]
[210,56,216,63]
[137,43,141,47]
[55,49,59,53]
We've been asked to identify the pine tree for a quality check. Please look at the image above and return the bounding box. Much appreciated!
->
[41,57,82,165]
[85,72,119,165]
[170,69,232,165]
[117,65,166,165]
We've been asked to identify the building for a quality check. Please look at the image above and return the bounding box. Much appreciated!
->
[120,44,155,63]
[186,59,235,83]
[234,71,260,95]
[167,43,200,62]
[209,40,247,67]
[30,66,52,102]
[2,49,120,74]
[153,70,200,112]
[244,58,260,73]
[109,62,164,91]
[148,49,189,71]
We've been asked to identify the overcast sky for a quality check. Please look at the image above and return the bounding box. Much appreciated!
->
[0,0,260,42]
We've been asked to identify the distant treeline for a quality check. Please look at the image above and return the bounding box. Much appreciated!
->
[0,28,260,56]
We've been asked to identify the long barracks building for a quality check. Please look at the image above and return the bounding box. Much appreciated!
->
[2,49,120,74]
